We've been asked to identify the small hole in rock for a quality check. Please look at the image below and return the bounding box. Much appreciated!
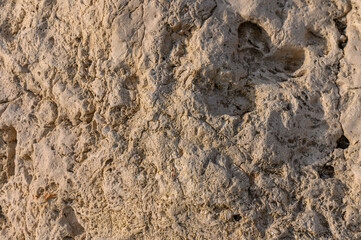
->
[318,165,334,179]
[233,214,241,221]
[334,18,347,35]
[338,38,348,49]
[48,37,55,48]
[336,135,349,149]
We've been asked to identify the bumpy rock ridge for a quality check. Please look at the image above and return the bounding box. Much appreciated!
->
[0,0,360,239]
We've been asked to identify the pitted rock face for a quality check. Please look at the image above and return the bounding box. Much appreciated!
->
[0,0,360,239]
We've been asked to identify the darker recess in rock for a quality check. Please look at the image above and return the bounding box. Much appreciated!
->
[318,165,335,179]
[0,127,17,186]
[334,17,348,49]
[269,47,305,72]
[232,214,241,221]
[59,206,85,237]
[336,135,349,149]
[334,18,347,35]
[0,206,6,229]
[237,21,271,71]
[238,21,270,53]
[237,21,305,73]
[338,38,348,49]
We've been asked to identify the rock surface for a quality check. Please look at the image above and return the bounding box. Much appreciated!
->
[0,0,360,239]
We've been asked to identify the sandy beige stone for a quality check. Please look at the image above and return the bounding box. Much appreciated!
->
[0,0,359,239]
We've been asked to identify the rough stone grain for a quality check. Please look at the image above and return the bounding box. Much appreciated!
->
[0,0,360,239]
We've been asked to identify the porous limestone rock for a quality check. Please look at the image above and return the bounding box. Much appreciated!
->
[0,0,360,239]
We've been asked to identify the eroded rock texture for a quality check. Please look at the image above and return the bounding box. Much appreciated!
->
[0,0,359,239]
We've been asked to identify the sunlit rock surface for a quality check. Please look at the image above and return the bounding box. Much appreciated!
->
[0,0,360,239]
